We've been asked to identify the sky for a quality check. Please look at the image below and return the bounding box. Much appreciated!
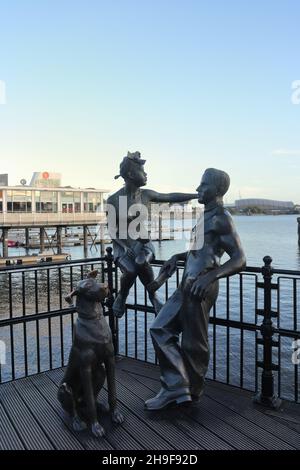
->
[0,0,300,203]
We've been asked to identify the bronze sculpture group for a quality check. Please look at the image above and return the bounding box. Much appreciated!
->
[58,151,246,436]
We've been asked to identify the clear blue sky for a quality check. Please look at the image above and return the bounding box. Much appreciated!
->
[0,0,300,202]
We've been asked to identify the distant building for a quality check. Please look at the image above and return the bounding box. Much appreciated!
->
[235,198,294,212]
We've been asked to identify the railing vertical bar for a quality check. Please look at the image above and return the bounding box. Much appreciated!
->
[176,267,179,288]
[23,315,28,377]
[70,266,73,292]
[213,302,216,381]
[134,281,138,359]
[226,277,230,384]
[239,274,244,388]
[48,316,53,370]
[277,278,281,398]
[255,276,258,392]
[71,311,75,339]
[165,278,169,301]
[9,273,12,318]
[60,314,64,367]
[144,283,148,362]
[125,307,128,357]
[114,263,119,353]
[22,272,26,317]
[101,262,105,283]
[35,270,39,314]
[58,267,64,366]
[36,318,41,373]
[10,324,15,381]
[294,278,298,402]
[58,267,62,311]
[47,269,51,312]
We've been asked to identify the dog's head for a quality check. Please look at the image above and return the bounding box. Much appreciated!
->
[86,270,110,300]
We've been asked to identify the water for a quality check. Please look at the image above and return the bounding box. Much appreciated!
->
[7,214,300,269]
[1,215,300,399]
[153,214,300,270]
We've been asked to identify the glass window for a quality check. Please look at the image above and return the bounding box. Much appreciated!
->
[35,191,58,213]
[61,191,81,213]
[7,190,32,212]
[83,192,102,212]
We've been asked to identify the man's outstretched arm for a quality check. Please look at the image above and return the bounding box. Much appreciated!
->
[145,189,198,204]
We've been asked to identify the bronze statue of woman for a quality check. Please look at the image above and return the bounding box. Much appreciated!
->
[107,151,198,317]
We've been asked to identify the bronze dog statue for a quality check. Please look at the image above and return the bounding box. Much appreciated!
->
[58,270,124,437]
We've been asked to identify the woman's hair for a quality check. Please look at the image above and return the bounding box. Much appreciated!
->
[204,168,230,196]
[114,152,145,180]
[114,158,135,180]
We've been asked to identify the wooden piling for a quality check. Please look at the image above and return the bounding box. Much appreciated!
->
[170,211,175,240]
[57,226,63,254]
[2,228,8,258]
[25,228,30,253]
[40,227,45,253]
[83,225,88,258]
[158,213,163,242]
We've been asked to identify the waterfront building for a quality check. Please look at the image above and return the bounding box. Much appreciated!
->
[0,172,109,259]
[0,172,109,227]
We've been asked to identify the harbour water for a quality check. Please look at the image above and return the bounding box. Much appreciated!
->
[5,214,300,269]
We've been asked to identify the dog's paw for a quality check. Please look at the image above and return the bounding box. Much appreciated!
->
[72,415,87,432]
[91,421,105,438]
[111,409,124,425]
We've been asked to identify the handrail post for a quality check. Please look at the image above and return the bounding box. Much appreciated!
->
[105,246,118,354]
[254,255,282,409]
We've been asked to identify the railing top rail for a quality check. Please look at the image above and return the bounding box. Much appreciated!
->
[152,259,300,277]
[0,253,299,276]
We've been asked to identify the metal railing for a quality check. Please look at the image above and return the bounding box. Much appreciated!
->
[0,247,299,408]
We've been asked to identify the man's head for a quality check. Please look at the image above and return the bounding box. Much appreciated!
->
[197,168,230,204]
[115,151,147,187]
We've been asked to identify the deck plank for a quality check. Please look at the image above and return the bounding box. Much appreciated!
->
[0,382,53,450]
[29,373,114,451]
[206,380,300,448]
[116,368,261,450]
[0,357,299,450]
[43,369,143,450]
[121,357,300,449]
[0,402,24,450]
[128,371,293,450]
[13,377,84,450]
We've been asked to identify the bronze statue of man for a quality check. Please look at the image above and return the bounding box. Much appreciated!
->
[145,168,246,410]
[107,151,198,318]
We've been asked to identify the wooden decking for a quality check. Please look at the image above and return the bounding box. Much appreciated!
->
[0,357,300,450]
